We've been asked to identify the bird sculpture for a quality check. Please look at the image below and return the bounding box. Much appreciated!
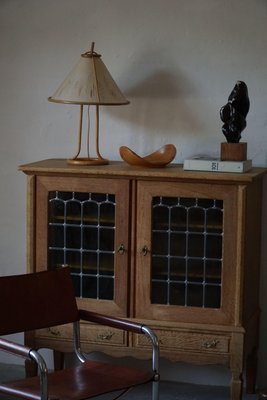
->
[220,81,250,143]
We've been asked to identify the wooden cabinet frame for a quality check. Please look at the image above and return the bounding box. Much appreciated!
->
[19,159,266,400]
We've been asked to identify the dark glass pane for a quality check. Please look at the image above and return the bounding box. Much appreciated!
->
[179,198,197,207]
[170,233,186,256]
[48,249,64,269]
[152,257,168,280]
[188,234,204,257]
[91,193,108,202]
[153,206,169,230]
[83,227,98,250]
[99,277,114,300]
[152,196,161,206]
[187,284,203,307]
[66,201,81,224]
[171,207,187,231]
[151,281,168,304]
[83,202,98,225]
[170,258,186,280]
[75,192,89,202]
[99,203,115,226]
[163,197,179,207]
[187,259,204,283]
[205,285,221,308]
[188,208,205,232]
[169,283,186,305]
[152,232,169,255]
[99,253,114,276]
[66,226,81,249]
[99,228,114,251]
[82,276,97,298]
[71,275,81,297]
[49,225,64,247]
[206,235,222,258]
[206,208,223,233]
[197,199,215,208]
[49,199,64,223]
[57,191,73,201]
[206,260,222,284]
[82,252,97,274]
[65,250,81,273]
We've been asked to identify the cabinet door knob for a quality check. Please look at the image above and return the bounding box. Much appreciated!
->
[141,245,149,256]
[117,244,126,255]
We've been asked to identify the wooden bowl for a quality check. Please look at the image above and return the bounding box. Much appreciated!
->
[119,144,176,168]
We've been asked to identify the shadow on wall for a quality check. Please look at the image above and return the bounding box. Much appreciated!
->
[106,53,204,140]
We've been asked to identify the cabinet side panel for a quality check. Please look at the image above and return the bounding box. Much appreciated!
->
[26,175,36,274]
[243,179,263,323]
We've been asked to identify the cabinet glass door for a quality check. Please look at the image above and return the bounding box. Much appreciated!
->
[36,176,130,316]
[136,181,238,324]
[48,191,116,301]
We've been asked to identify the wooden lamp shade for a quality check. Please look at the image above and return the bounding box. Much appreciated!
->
[48,42,129,165]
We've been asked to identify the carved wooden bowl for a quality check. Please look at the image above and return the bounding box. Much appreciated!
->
[119,144,176,168]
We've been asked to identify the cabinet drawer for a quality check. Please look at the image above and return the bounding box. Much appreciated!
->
[135,328,230,354]
[81,323,127,346]
[36,323,127,347]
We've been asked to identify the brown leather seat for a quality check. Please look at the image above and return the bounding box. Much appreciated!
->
[0,268,159,400]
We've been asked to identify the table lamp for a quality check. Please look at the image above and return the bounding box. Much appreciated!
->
[48,42,129,165]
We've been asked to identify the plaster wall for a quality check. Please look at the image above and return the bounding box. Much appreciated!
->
[0,0,267,388]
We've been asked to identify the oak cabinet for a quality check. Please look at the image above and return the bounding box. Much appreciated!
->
[20,159,266,400]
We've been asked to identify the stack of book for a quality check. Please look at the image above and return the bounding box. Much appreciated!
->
[183,156,252,173]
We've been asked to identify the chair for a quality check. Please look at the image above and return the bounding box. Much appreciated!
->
[0,267,160,400]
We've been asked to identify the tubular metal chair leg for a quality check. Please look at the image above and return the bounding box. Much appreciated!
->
[152,380,159,400]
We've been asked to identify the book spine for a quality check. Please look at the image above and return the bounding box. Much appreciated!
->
[183,160,251,173]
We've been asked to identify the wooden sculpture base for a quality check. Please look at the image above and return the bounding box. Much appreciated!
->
[220,142,247,161]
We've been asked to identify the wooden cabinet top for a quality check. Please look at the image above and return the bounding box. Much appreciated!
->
[19,158,267,184]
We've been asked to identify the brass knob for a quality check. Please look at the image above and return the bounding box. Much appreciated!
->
[117,244,126,255]
[141,245,149,256]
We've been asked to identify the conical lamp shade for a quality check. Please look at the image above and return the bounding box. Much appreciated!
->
[48,46,129,105]
[48,43,129,166]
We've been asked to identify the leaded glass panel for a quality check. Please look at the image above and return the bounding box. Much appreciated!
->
[151,196,223,308]
[48,191,116,300]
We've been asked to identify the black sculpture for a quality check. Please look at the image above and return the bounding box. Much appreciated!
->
[220,81,250,143]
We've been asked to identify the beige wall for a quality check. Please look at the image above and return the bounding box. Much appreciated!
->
[1,0,267,387]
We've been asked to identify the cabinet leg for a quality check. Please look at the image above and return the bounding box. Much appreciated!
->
[231,372,243,400]
[53,350,65,371]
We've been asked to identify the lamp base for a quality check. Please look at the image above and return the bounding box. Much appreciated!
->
[67,157,109,166]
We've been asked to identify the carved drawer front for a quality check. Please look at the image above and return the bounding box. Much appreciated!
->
[36,323,127,347]
[36,324,72,340]
[135,328,230,354]
[80,323,127,347]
